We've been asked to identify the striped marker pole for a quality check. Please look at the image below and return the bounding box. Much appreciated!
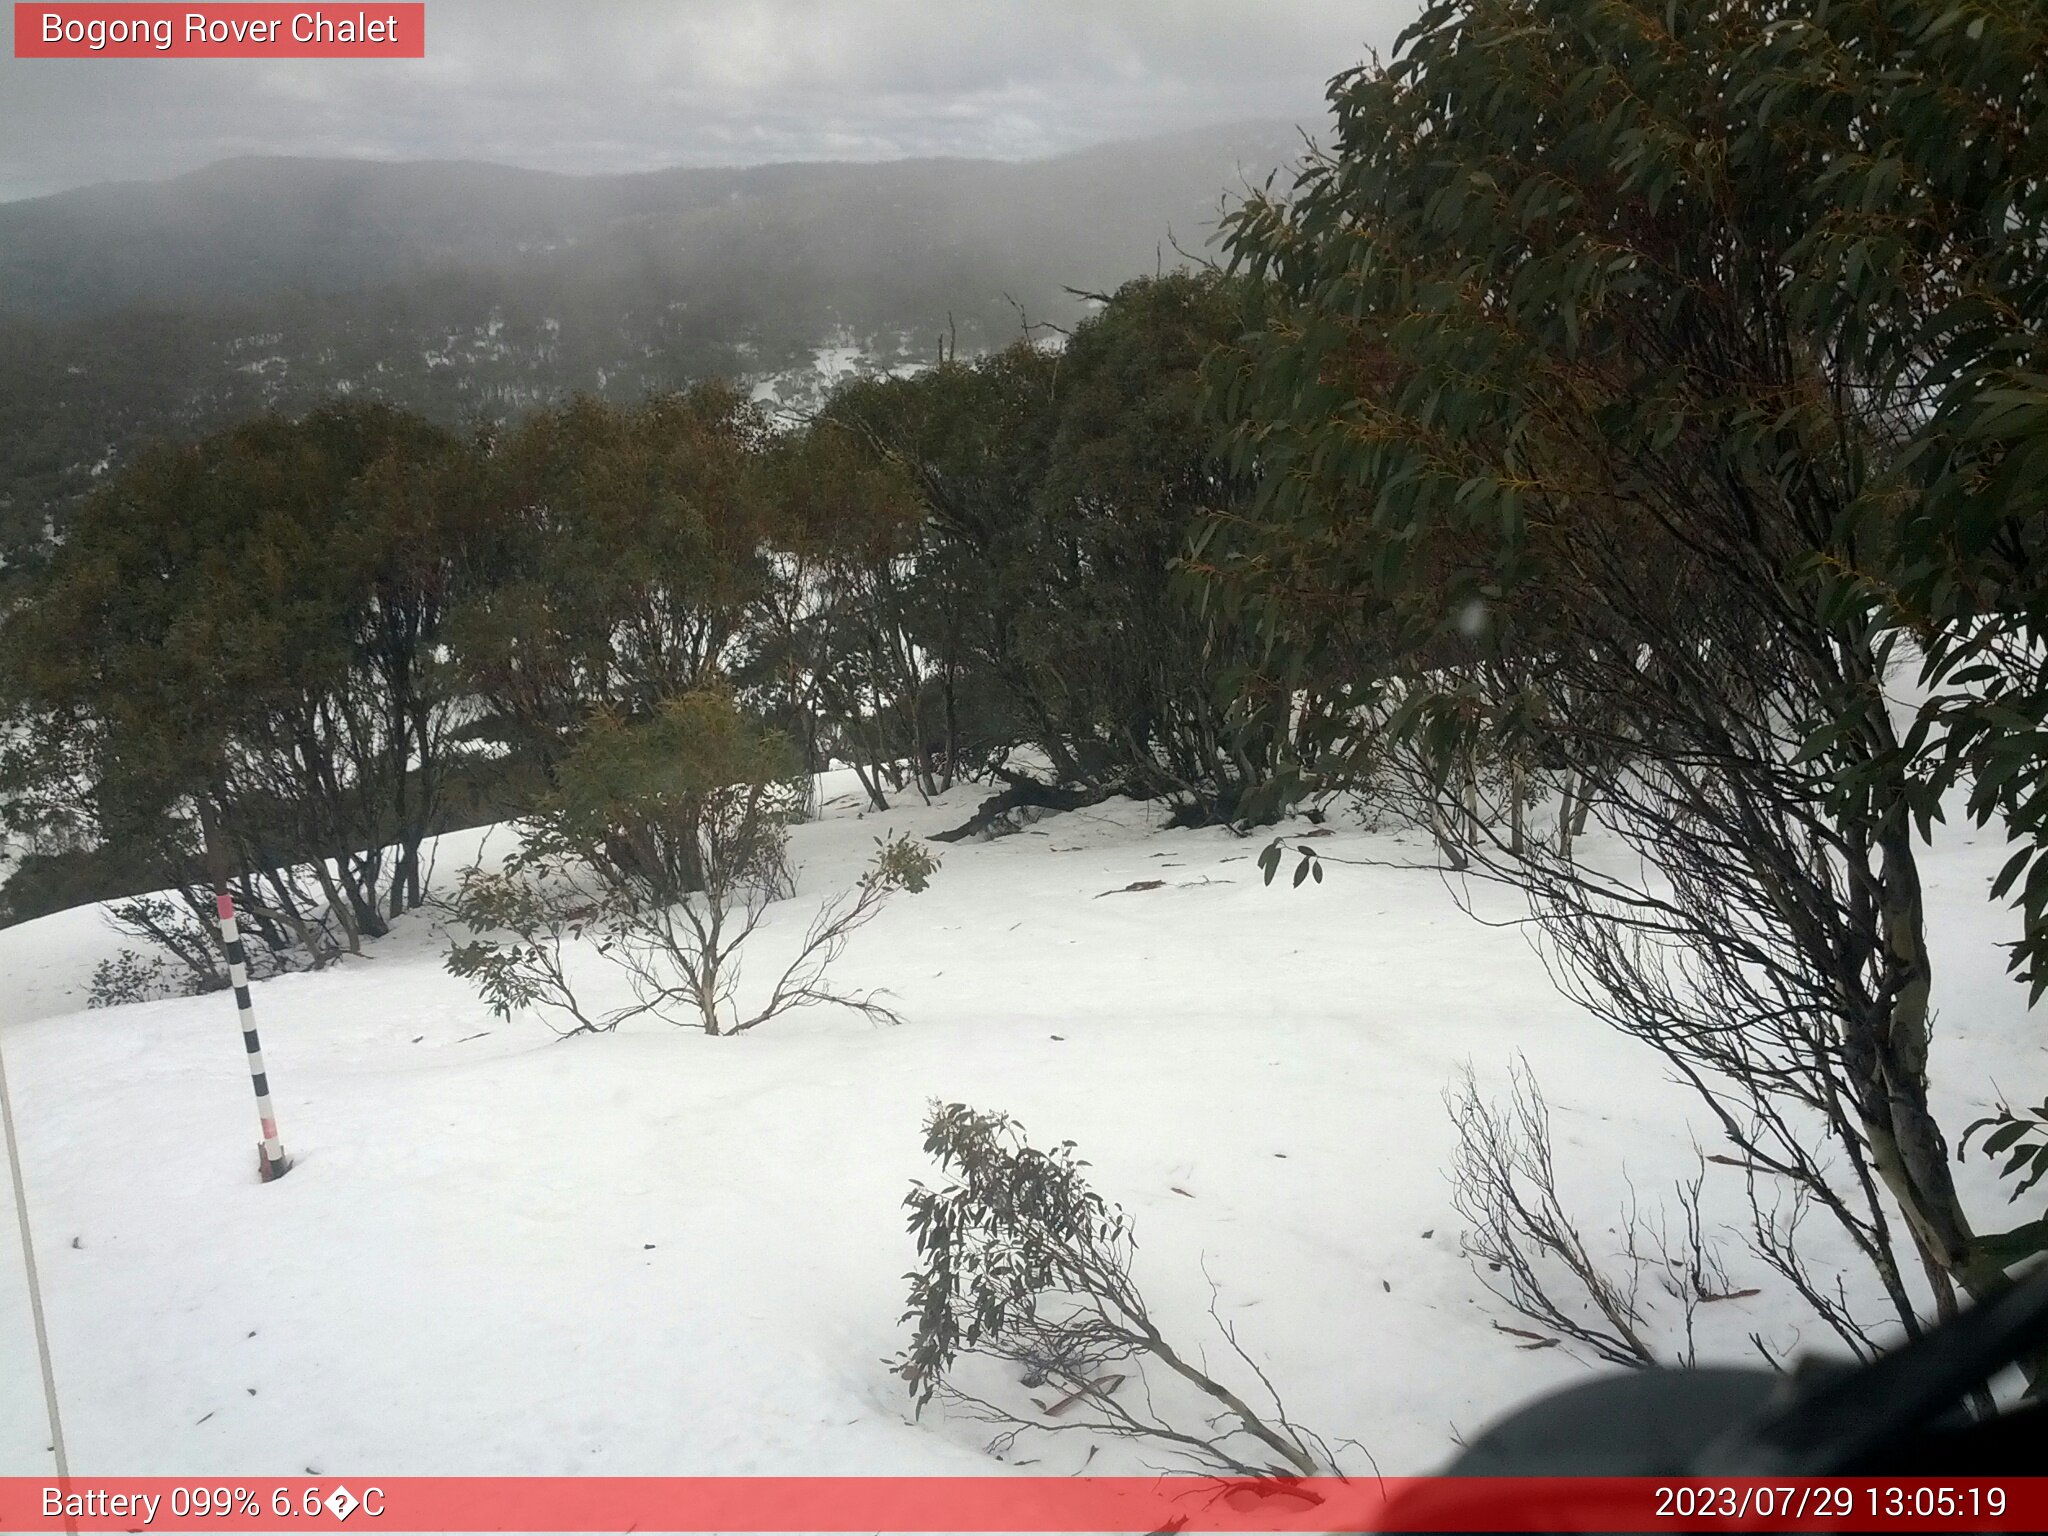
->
[215,892,290,1182]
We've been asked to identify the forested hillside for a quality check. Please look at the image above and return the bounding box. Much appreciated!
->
[0,122,1297,574]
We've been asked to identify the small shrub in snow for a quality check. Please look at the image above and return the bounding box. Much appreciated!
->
[102,885,341,990]
[444,855,627,1035]
[892,1102,1336,1477]
[104,895,232,991]
[445,693,934,1036]
[869,831,940,893]
[86,948,188,1008]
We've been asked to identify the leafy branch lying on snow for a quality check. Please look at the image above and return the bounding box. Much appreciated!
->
[891,1102,1343,1478]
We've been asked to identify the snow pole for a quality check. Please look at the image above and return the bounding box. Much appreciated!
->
[0,1018,72,1502]
[215,892,291,1182]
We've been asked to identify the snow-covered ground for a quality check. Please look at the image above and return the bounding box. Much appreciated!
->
[0,773,2039,1477]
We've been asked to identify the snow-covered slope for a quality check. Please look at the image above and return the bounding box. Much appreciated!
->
[0,774,2037,1476]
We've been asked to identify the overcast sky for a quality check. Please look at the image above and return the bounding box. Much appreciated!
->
[0,1,1409,203]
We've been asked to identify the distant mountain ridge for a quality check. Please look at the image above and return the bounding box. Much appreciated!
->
[0,123,1303,319]
[0,121,1306,567]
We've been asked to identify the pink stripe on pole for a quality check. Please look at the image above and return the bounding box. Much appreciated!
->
[216,893,235,920]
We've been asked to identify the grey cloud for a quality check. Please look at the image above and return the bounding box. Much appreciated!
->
[0,0,1402,201]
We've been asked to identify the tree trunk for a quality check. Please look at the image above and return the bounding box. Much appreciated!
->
[1853,826,2010,1306]
[1570,777,1595,836]
[1429,797,1469,871]
[309,859,363,956]
[931,771,1112,843]
[849,756,891,814]
[197,797,234,915]
[1509,759,1525,857]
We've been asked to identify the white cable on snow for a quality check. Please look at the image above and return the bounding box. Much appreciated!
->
[0,1023,70,1483]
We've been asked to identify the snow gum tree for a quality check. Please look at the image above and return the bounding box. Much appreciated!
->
[821,274,1310,829]
[1209,0,2048,1347]
[446,384,775,786]
[747,415,951,810]
[0,400,482,970]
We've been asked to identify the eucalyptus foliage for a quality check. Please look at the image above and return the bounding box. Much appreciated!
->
[1209,0,2048,1309]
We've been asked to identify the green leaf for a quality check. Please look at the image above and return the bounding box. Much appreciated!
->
[1975,1120,2035,1160]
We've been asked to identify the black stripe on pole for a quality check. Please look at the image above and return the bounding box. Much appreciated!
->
[250,1072,269,1098]
[242,1031,261,1053]
[233,985,253,1011]
[224,937,247,968]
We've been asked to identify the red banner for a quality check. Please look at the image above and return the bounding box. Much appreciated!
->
[0,1476,2044,1532]
[13,5,424,58]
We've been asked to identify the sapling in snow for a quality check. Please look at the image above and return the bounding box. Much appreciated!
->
[444,689,937,1036]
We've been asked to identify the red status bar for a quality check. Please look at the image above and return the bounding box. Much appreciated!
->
[1,1476,2044,1532]
[14,6,424,58]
